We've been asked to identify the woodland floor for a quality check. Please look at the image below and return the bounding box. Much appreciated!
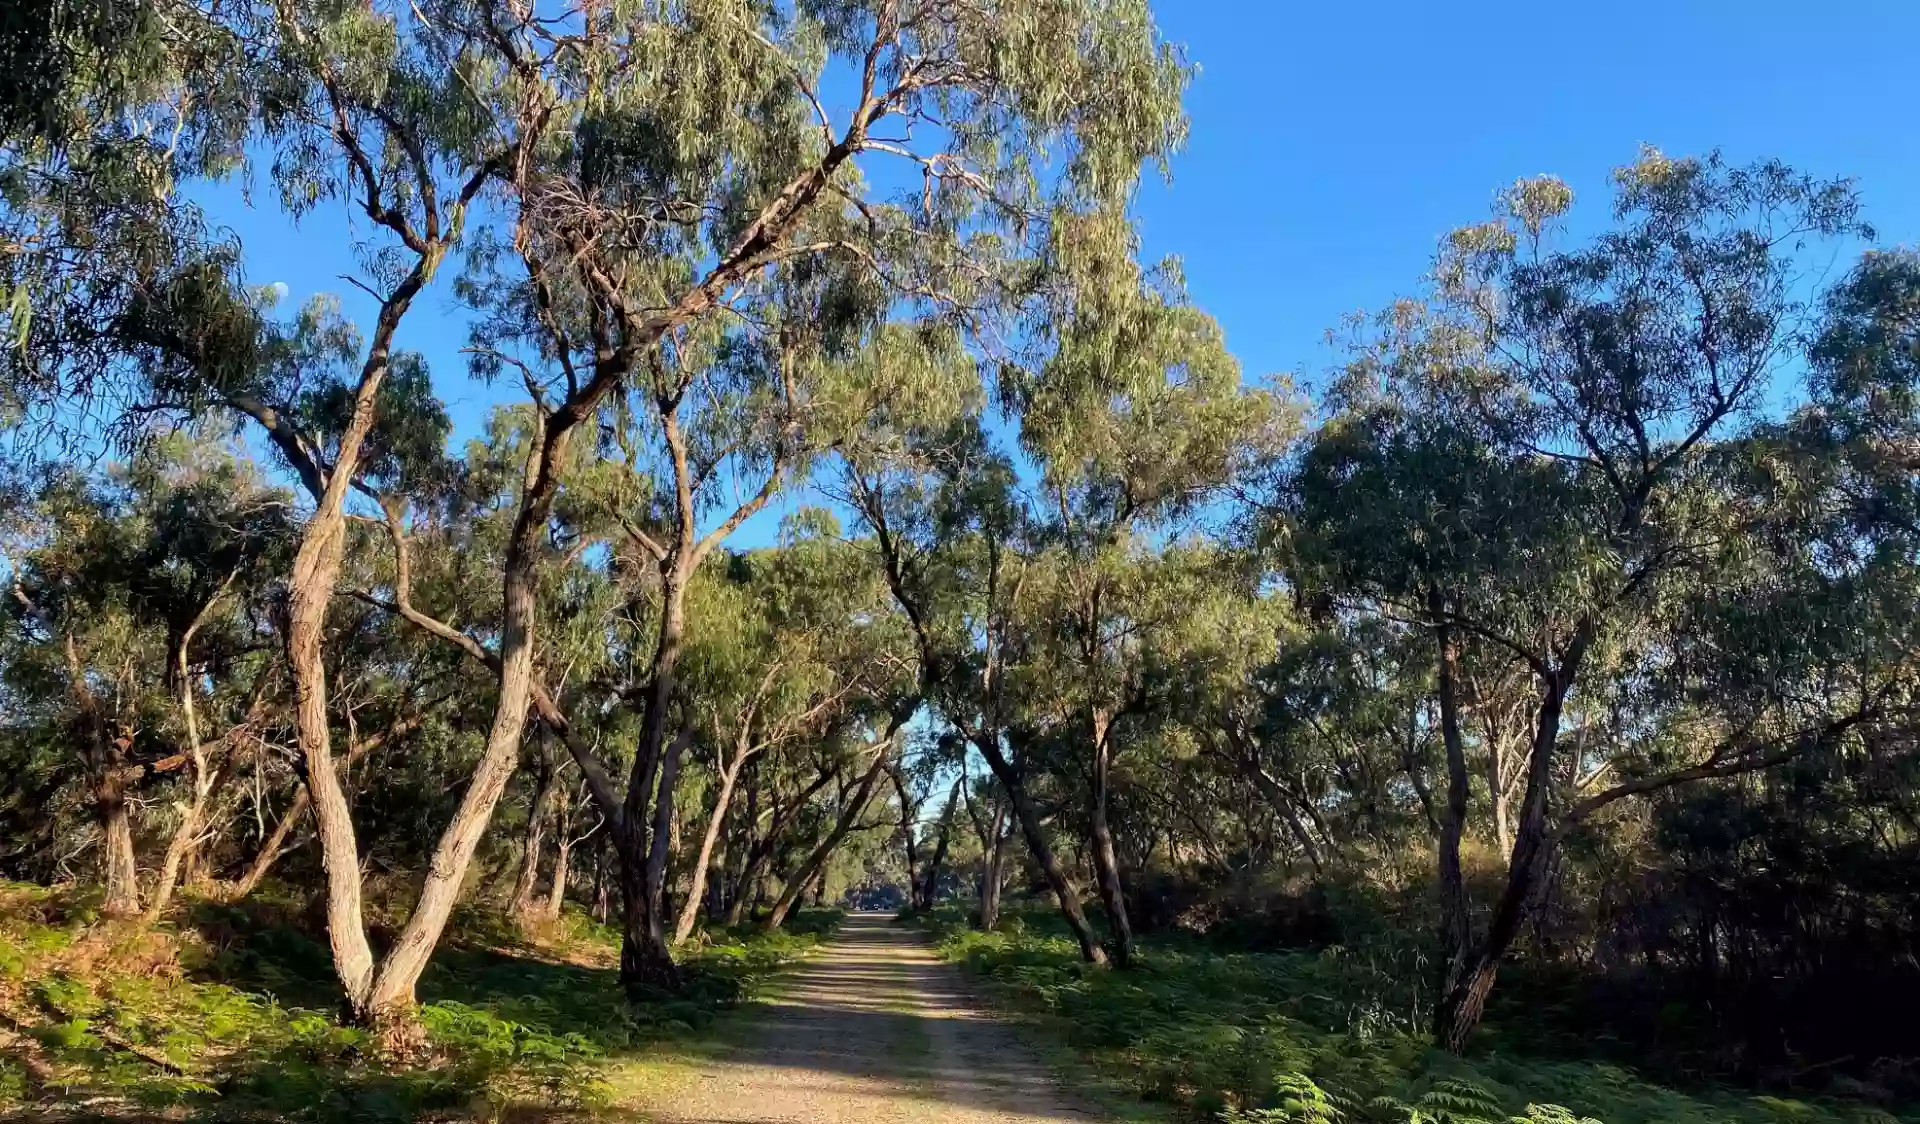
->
[613,913,1105,1124]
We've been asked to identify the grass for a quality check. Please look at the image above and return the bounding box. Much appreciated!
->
[0,881,840,1121]
[915,904,1912,1124]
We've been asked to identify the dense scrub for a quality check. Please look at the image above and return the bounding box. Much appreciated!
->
[0,882,839,1120]
[921,905,1911,1124]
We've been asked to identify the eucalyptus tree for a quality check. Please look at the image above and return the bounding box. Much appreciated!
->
[0,440,288,916]
[13,0,548,1030]
[359,0,1191,995]
[0,0,252,440]
[840,414,1116,962]
[670,519,906,943]
[1292,150,1903,1050]
[1010,212,1290,963]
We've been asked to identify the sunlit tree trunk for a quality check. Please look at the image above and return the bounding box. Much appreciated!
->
[147,594,232,920]
[675,754,744,943]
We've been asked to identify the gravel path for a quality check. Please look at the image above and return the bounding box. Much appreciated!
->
[632,913,1103,1124]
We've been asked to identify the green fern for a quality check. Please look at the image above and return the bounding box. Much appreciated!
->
[1365,1078,1509,1124]
[1221,1072,1346,1123]
[1510,1106,1603,1124]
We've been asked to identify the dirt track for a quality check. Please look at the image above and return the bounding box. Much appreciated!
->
[629,913,1103,1124]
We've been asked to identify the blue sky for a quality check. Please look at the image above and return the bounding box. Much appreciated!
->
[1136,0,1920,389]
[193,0,1920,542]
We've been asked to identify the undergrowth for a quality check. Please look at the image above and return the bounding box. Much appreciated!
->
[0,881,839,1121]
[919,905,1910,1124]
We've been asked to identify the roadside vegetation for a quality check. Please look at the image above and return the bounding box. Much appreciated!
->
[918,904,1908,1124]
[0,881,839,1120]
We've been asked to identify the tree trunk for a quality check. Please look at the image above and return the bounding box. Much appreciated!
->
[617,827,676,995]
[617,563,690,995]
[977,806,1006,930]
[282,307,416,1018]
[1435,650,1583,1052]
[1432,612,1474,997]
[542,785,577,921]
[764,747,891,931]
[893,767,922,912]
[148,579,241,921]
[64,630,139,918]
[674,758,742,944]
[725,847,767,927]
[1486,726,1512,859]
[919,782,958,910]
[355,473,564,1026]
[544,838,573,922]
[973,734,1108,966]
[1087,710,1134,968]
[592,836,611,924]
[94,772,141,918]
[511,754,557,921]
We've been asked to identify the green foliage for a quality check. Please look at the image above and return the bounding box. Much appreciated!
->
[0,885,838,1120]
[924,906,1910,1124]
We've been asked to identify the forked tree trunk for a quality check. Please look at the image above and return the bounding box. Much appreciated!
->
[966,787,1010,931]
[1087,709,1134,968]
[973,734,1108,966]
[283,327,403,1017]
[1435,650,1583,1052]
